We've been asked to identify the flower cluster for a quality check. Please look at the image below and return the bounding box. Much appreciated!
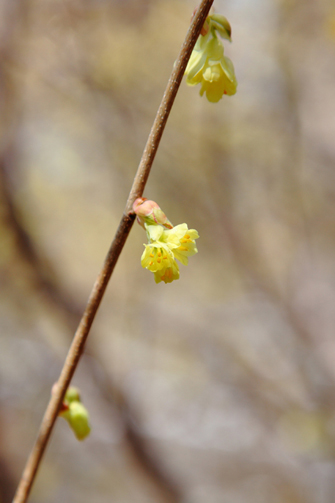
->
[185,14,237,103]
[133,199,199,284]
[59,387,91,441]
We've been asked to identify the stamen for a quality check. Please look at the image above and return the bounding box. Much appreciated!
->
[150,253,154,258]
[179,246,188,252]
[157,258,161,264]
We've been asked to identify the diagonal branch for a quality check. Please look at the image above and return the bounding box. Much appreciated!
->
[1,146,182,502]
[13,2,214,502]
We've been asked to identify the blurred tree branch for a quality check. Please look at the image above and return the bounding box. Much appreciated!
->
[206,138,335,415]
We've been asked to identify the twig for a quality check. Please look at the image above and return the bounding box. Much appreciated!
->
[1,148,182,503]
[13,2,214,502]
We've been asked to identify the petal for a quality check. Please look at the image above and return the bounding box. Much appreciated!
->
[155,261,180,284]
[185,51,208,84]
[145,223,164,242]
[219,56,237,83]
[187,229,200,240]
[162,223,189,247]
[141,244,173,272]
[185,33,217,84]
[206,36,224,62]
[201,79,225,102]
[203,65,221,83]
[172,249,189,266]
[173,242,198,264]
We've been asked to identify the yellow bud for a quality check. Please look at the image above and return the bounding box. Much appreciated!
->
[64,386,81,404]
[59,387,91,441]
[67,402,91,441]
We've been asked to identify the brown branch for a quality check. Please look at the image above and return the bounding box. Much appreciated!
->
[13,2,214,502]
[0,152,83,322]
[1,133,182,503]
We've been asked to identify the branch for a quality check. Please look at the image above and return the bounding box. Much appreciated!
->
[0,154,182,502]
[13,2,214,502]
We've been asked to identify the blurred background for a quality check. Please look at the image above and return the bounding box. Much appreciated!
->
[1,0,335,502]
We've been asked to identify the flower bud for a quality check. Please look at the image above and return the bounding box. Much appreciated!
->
[59,386,91,441]
[64,387,81,403]
[66,401,91,441]
[133,198,173,229]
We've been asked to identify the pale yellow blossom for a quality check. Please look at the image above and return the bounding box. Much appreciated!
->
[141,223,199,284]
[185,15,237,103]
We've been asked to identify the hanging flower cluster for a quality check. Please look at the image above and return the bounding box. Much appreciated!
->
[133,198,199,284]
[59,386,91,441]
[185,13,237,103]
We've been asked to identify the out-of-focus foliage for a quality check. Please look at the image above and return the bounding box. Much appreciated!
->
[1,0,335,502]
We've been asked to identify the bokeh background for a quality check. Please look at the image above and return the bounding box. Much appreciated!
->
[1,0,335,502]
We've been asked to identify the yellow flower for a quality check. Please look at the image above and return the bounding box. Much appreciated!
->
[154,259,180,284]
[141,223,199,284]
[185,22,237,103]
[141,241,179,284]
[160,224,199,265]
